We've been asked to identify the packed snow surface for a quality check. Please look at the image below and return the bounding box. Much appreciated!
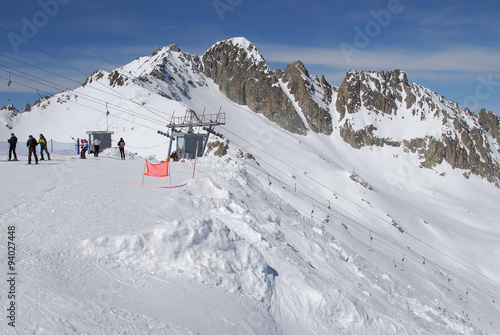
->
[1,39,499,334]
[1,149,499,334]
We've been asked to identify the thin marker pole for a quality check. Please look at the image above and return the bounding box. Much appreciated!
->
[142,160,147,187]
[193,140,199,179]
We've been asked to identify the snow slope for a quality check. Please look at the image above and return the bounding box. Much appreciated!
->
[1,151,498,334]
[1,39,500,334]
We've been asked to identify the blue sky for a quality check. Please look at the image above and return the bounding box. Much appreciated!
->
[1,0,499,114]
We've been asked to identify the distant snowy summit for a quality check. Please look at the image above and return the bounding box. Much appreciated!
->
[0,104,19,129]
[9,37,500,185]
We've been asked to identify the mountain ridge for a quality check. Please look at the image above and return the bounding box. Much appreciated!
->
[2,37,500,185]
[1,37,500,334]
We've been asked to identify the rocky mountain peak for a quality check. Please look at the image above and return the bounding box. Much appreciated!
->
[202,38,307,135]
[478,108,500,142]
[336,69,412,121]
[334,69,500,185]
[71,36,500,185]
[280,61,333,135]
[0,104,20,129]
[212,37,267,65]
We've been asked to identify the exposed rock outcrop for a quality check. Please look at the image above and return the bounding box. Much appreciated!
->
[201,38,307,135]
[280,61,333,135]
[478,108,500,144]
[335,69,500,185]
[0,104,20,129]
[74,37,500,185]
[336,69,411,121]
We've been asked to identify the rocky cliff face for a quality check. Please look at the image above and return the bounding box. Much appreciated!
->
[0,104,19,129]
[280,61,333,135]
[201,38,307,135]
[478,108,500,144]
[334,70,500,185]
[68,37,500,185]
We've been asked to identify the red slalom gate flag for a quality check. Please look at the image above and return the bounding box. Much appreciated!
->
[142,160,170,187]
[144,160,169,177]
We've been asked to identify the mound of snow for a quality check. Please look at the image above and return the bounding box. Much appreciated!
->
[81,218,278,302]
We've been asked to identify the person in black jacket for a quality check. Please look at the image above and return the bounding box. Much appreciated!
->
[26,135,38,164]
[8,133,18,161]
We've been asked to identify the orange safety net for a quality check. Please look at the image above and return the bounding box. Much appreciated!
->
[144,160,169,177]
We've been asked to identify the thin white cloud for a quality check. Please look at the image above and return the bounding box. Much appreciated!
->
[260,44,500,74]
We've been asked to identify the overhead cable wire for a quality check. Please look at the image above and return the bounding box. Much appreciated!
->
[5,0,120,68]
[224,149,499,315]
[220,127,500,290]
[0,71,168,128]
[0,54,178,125]
[221,132,500,302]
[0,25,172,123]
[9,88,80,141]
[1,76,160,132]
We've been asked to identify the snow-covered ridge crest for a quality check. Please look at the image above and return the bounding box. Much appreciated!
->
[210,37,267,65]
[6,36,500,184]
[82,43,208,103]
[0,104,19,129]
[335,69,500,184]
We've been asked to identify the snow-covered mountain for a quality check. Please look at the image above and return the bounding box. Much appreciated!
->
[0,104,19,130]
[1,37,500,334]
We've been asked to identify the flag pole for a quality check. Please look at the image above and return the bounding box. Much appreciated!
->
[193,140,199,179]
[142,160,147,187]
[168,158,171,187]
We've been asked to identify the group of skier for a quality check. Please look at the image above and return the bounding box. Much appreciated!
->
[79,138,101,159]
[79,137,126,160]
[8,133,50,164]
[7,133,126,163]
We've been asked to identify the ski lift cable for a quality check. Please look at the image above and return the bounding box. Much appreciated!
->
[223,127,397,225]
[0,61,170,126]
[0,74,167,129]
[226,149,426,260]
[0,25,172,123]
[11,84,160,142]
[5,0,120,68]
[223,138,463,282]
[12,89,79,141]
[220,128,500,290]
[242,153,441,268]
[228,146,499,299]
[0,75,143,128]
[222,135,500,299]
[224,133,410,253]
[0,53,176,125]
[226,140,424,259]
[226,150,500,305]
[254,157,500,310]
[4,77,160,133]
